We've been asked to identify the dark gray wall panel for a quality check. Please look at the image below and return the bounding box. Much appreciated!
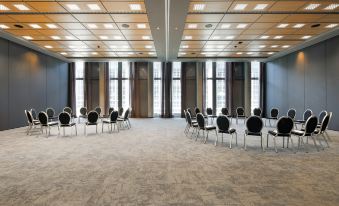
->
[46,56,61,113]
[59,61,69,111]
[0,38,9,130]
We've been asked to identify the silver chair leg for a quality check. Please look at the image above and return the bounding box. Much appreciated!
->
[243,134,247,150]
[273,136,277,153]
[266,134,269,148]
[312,135,319,152]
[230,133,233,149]
[214,131,218,146]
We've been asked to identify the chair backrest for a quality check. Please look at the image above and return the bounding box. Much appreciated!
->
[303,109,313,121]
[318,110,327,124]
[31,108,37,120]
[216,115,230,132]
[187,108,193,117]
[196,113,205,129]
[63,107,72,115]
[38,112,48,125]
[108,107,114,115]
[118,107,124,116]
[94,107,101,115]
[59,112,71,125]
[80,107,87,116]
[183,110,188,122]
[187,111,193,125]
[253,108,262,116]
[276,116,294,134]
[271,108,279,118]
[319,114,330,133]
[304,116,318,134]
[46,108,55,118]
[124,108,130,120]
[221,108,229,115]
[87,111,99,123]
[287,108,296,119]
[195,107,201,115]
[236,107,244,116]
[25,110,33,124]
[246,116,263,133]
[206,108,213,115]
[110,111,119,122]
[327,112,333,130]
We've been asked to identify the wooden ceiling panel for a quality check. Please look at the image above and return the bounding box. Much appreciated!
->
[221,14,261,23]
[8,15,53,23]
[111,14,148,22]
[268,1,306,12]
[102,1,146,13]
[256,14,289,23]
[45,14,79,23]
[187,14,224,22]
[58,23,86,30]
[73,14,113,23]
[283,14,326,23]
[27,2,67,12]
[188,1,231,12]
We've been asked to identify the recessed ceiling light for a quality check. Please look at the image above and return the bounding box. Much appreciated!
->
[103,24,114,29]
[142,35,151,40]
[149,52,156,55]
[182,45,189,49]
[46,24,58,29]
[324,4,339,10]
[127,52,134,55]
[29,24,41,29]
[51,36,60,40]
[184,36,192,40]
[260,35,269,39]
[225,35,235,40]
[66,4,80,11]
[282,45,290,48]
[60,52,67,55]
[236,52,243,55]
[145,45,152,49]
[87,4,101,10]
[137,23,146,29]
[221,24,231,29]
[247,52,253,55]
[211,36,220,40]
[179,52,186,55]
[129,4,141,11]
[114,35,122,40]
[271,45,278,48]
[0,24,9,29]
[304,4,320,10]
[277,23,289,28]
[121,24,130,28]
[99,36,108,40]
[293,24,305,28]
[259,45,266,48]
[274,35,283,39]
[65,36,75,40]
[267,52,274,55]
[254,4,268,10]
[22,36,33,40]
[0,4,10,10]
[193,4,205,11]
[188,24,198,29]
[13,4,30,11]
[236,24,247,29]
[326,24,338,28]
[234,4,247,10]
[91,52,98,55]
[122,45,129,49]
[87,23,97,29]
[301,35,312,39]
[45,45,53,49]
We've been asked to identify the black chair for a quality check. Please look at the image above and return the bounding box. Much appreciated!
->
[267,116,294,153]
[292,116,319,152]
[287,108,296,120]
[244,116,264,151]
[95,107,102,117]
[85,111,99,135]
[186,110,199,137]
[314,113,331,149]
[38,112,59,137]
[253,108,262,117]
[194,107,200,116]
[59,112,77,136]
[25,110,40,135]
[265,108,279,126]
[195,113,217,144]
[187,108,195,120]
[102,110,119,133]
[221,108,231,117]
[103,107,114,118]
[236,107,246,124]
[30,108,38,121]
[46,108,58,121]
[216,115,237,148]
[63,107,75,120]
[318,110,327,127]
[295,109,313,127]
[117,108,130,129]
[206,108,217,124]
[118,107,124,118]
[78,107,88,123]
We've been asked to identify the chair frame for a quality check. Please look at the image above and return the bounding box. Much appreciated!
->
[244,116,265,151]
[25,110,40,135]
[102,110,119,133]
[59,112,77,136]
[215,115,237,148]
[84,111,99,135]
[195,113,217,144]
[236,107,246,124]
[292,115,319,153]
[265,108,279,126]
[38,111,59,137]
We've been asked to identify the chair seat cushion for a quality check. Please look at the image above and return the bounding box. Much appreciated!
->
[245,130,261,136]
[266,117,278,120]
[103,120,117,124]
[48,122,58,126]
[268,130,291,137]
[208,115,217,118]
[291,130,311,136]
[86,122,98,125]
[219,128,236,134]
[60,122,75,127]
[205,125,216,130]
[295,120,305,123]
[117,118,125,121]
[33,120,40,124]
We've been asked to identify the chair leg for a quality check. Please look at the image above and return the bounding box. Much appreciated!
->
[75,125,77,136]
[289,136,296,153]
[312,135,319,152]
[230,133,233,149]
[214,131,218,146]
[243,134,247,150]
[195,130,200,141]
[235,132,238,146]
[96,125,98,134]
[261,134,265,152]
[204,131,208,144]
[322,133,330,148]
[273,136,277,153]
[102,123,104,133]
[266,134,269,148]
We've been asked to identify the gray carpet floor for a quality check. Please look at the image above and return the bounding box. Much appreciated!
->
[0,118,338,206]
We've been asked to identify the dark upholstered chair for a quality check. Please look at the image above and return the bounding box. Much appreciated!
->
[185,110,198,138]
[253,108,262,117]
[265,108,279,126]
[318,110,327,126]
[244,116,264,151]
[267,116,294,153]
[85,111,99,135]
[95,107,102,117]
[102,110,119,133]
[38,112,59,137]
[118,107,124,118]
[78,107,88,123]
[59,112,77,136]
[117,108,130,129]
[314,113,331,149]
[206,108,217,124]
[103,107,114,118]
[236,107,246,124]
[216,115,237,148]
[287,108,296,120]
[46,108,58,121]
[292,116,318,152]
[195,113,217,144]
[25,110,40,135]
[295,109,313,127]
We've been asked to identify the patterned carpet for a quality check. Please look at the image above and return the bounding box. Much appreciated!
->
[0,118,338,206]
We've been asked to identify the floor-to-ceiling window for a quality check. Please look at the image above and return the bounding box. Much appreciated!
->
[153,62,162,116]
[251,61,261,112]
[75,61,84,116]
[206,61,213,110]
[121,62,130,110]
[172,62,181,115]
[109,61,119,109]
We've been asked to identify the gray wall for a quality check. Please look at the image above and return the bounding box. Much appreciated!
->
[266,35,339,130]
[0,37,69,130]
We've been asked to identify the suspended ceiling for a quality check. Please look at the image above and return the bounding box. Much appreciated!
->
[0,0,338,61]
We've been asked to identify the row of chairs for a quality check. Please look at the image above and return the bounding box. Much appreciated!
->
[184,108,332,153]
[25,107,131,137]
